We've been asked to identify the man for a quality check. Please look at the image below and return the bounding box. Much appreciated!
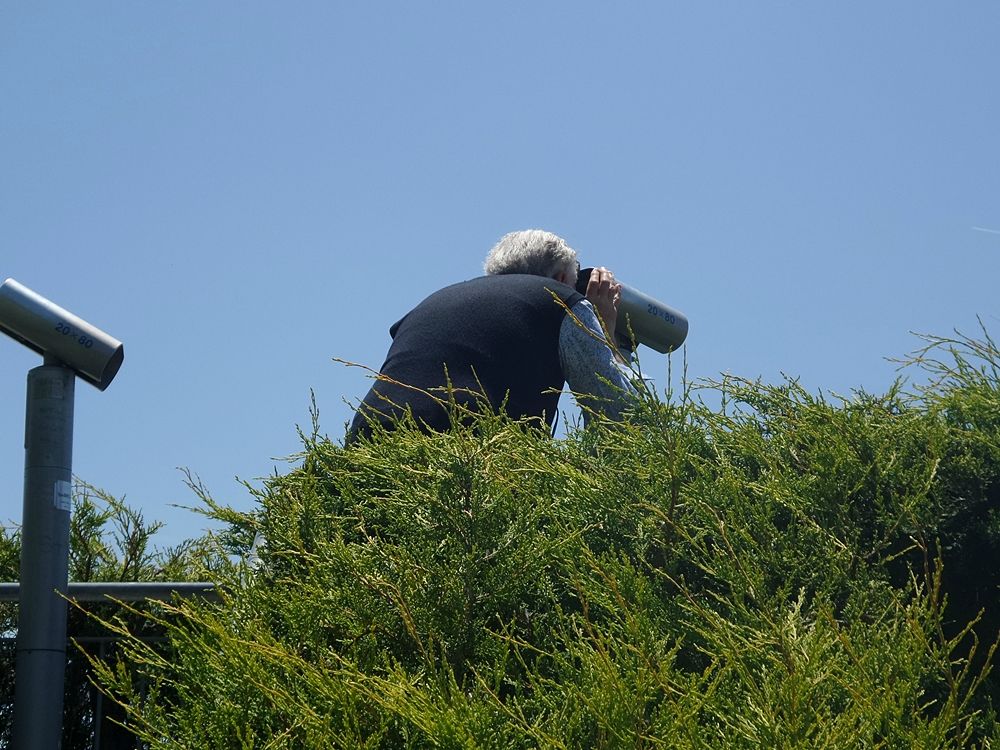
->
[348,229,635,440]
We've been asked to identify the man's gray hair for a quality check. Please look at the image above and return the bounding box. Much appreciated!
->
[483,229,578,278]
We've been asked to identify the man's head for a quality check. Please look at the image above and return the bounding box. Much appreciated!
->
[483,230,579,287]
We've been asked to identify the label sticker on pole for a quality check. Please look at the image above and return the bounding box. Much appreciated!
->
[54,481,72,512]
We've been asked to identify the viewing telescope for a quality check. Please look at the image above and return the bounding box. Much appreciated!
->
[576,268,688,354]
[1,276,124,749]
[0,278,124,390]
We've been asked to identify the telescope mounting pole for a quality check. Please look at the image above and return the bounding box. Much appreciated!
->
[13,356,75,750]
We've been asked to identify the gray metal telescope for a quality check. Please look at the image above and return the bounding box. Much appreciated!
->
[577,267,689,354]
[0,277,124,390]
[1,277,124,749]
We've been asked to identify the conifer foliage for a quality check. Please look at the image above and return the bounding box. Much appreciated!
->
[50,332,1000,745]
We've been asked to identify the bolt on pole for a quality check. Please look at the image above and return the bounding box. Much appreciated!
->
[13,360,75,750]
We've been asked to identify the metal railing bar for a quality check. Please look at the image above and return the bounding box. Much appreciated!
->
[0,581,219,602]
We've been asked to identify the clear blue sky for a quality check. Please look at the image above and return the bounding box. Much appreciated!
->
[2,3,998,549]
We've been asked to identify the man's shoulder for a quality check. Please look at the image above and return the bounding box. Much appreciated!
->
[397,276,583,333]
[471,273,581,297]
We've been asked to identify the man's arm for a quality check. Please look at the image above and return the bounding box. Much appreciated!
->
[559,299,637,424]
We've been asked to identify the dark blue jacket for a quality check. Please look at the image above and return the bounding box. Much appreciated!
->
[349,274,584,438]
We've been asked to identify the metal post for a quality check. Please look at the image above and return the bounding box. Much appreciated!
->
[13,361,75,750]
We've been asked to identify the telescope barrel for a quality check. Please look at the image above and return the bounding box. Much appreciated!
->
[576,268,688,354]
[0,278,124,390]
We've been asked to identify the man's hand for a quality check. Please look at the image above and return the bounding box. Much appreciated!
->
[585,266,622,344]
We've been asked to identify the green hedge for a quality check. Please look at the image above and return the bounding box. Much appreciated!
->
[87,330,1000,748]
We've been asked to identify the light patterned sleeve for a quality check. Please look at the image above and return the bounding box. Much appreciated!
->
[558,298,637,424]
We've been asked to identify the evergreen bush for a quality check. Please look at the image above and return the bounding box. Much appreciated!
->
[69,331,1000,745]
